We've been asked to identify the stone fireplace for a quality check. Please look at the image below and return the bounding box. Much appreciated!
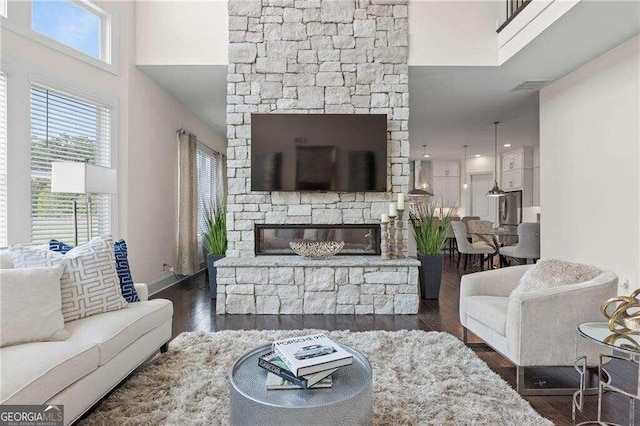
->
[216,0,419,315]
[225,0,410,257]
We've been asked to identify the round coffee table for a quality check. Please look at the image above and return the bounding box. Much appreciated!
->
[229,343,373,426]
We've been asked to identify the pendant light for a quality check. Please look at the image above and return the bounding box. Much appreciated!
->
[422,144,430,158]
[486,121,505,197]
[462,145,468,190]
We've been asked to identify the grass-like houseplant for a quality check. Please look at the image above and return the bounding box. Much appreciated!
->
[409,201,456,300]
[202,200,227,299]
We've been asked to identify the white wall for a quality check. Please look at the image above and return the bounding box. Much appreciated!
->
[126,67,225,285]
[540,34,639,293]
[135,0,228,66]
[1,0,226,284]
[409,0,500,66]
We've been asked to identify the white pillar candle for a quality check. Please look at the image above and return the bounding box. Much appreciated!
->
[397,193,405,210]
[381,214,389,223]
[389,202,397,217]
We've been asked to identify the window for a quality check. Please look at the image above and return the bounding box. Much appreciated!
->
[2,1,115,72]
[0,72,6,246]
[31,0,110,62]
[30,84,111,244]
[196,144,220,237]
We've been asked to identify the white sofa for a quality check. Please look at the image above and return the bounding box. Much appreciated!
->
[0,251,174,425]
[459,264,618,395]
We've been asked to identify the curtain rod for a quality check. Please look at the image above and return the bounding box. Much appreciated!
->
[177,128,223,157]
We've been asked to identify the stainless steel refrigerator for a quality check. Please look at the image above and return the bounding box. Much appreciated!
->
[499,190,522,226]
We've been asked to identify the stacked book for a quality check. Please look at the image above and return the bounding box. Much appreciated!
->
[258,333,353,390]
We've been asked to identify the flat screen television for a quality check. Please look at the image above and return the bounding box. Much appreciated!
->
[251,114,388,192]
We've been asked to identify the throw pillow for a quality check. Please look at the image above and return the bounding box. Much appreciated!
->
[512,259,602,296]
[49,239,139,302]
[0,265,69,347]
[9,237,128,322]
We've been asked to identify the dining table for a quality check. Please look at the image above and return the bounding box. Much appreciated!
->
[468,229,519,253]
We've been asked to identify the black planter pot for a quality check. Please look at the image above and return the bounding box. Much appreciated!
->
[417,253,444,300]
[207,254,225,299]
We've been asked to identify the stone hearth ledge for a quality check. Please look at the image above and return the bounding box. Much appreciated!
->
[215,255,420,315]
[215,256,420,268]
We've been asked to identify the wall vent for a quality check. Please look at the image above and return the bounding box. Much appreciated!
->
[511,81,550,91]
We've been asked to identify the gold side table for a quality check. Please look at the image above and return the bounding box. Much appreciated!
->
[573,322,639,426]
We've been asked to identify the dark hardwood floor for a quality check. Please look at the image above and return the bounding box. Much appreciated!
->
[153,257,637,425]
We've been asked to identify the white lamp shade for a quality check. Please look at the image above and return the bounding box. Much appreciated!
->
[51,162,117,194]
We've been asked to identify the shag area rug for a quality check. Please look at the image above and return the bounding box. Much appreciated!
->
[81,330,551,426]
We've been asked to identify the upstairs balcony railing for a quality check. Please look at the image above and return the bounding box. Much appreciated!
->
[497,0,532,32]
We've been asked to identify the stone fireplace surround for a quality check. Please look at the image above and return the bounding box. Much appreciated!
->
[219,0,417,315]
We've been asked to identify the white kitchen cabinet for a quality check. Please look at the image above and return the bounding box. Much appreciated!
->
[502,147,534,172]
[432,176,460,207]
[503,169,523,190]
[501,147,535,207]
[502,152,522,172]
[432,161,460,177]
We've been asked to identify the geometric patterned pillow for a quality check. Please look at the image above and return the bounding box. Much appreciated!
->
[9,236,127,322]
[49,239,139,302]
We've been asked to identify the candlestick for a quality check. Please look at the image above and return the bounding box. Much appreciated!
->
[396,209,405,258]
[397,193,405,210]
[381,213,389,223]
[389,202,397,217]
[388,215,397,259]
[380,222,390,260]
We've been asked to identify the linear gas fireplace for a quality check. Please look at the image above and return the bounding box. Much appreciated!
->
[255,224,381,256]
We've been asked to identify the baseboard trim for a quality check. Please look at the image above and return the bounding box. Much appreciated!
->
[148,267,206,296]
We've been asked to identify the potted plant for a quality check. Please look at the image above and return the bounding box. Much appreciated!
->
[409,201,455,300]
[202,199,227,299]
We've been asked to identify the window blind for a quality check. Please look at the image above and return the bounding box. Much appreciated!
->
[30,84,111,244]
[0,72,6,246]
[196,143,219,236]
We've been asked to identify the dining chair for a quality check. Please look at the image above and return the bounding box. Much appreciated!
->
[451,221,495,272]
[467,220,493,244]
[461,216,481,229]
[499,223,540,266]
[444,216,461,258]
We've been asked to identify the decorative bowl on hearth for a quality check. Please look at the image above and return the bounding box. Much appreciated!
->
[290,241,345,259]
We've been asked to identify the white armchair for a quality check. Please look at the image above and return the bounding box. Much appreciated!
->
[459,265,618,395]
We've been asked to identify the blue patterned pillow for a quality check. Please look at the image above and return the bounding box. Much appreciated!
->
[49,239,140,303]
[112,240,139,302]
[49,240,73,254]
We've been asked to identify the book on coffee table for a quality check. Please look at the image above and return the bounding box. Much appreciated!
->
[272,333,353,377]
[258,351,337,389]
[266,373,333,390]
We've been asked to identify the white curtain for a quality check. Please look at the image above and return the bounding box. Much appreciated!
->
[177,130,198,275]
[214,151,225,207]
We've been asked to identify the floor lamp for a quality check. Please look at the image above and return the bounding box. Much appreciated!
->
[51,162,117,246]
